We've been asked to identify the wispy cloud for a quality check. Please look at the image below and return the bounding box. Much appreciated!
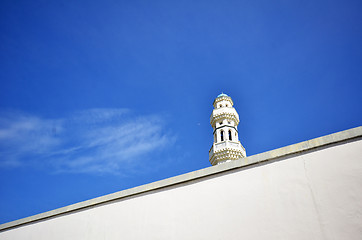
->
[0,109,175,175]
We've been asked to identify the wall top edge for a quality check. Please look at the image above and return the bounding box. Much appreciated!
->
[1,126,361,232]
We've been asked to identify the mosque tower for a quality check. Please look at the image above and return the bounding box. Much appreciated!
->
[209,93,246,165]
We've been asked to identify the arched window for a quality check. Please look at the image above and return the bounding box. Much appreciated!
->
[220,130,224,141]
[228,130,232,140]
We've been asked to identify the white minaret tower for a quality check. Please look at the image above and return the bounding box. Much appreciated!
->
[209,93,246,165]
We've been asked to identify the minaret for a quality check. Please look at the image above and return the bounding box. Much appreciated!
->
[209,93,246,165]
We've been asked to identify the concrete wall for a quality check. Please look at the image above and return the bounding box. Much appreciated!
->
[1,127,362,240]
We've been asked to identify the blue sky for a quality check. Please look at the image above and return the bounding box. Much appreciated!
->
[0,0,361,224]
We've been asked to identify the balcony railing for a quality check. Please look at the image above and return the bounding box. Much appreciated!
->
[209,140,246,158]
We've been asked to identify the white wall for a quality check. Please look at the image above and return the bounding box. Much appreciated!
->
[1,140,362,240]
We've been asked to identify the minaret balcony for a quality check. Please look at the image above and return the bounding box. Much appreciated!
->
[209,140,246,162]
[210,108,239,126]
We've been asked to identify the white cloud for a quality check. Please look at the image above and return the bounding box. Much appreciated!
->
[0,109,175,175]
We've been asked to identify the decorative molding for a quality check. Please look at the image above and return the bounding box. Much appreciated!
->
[213,96,233,108]
[210,113,239,127]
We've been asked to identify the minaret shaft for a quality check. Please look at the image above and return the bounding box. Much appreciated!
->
[209,94,246,165]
